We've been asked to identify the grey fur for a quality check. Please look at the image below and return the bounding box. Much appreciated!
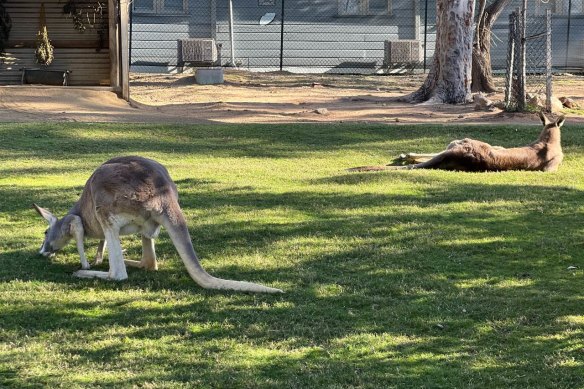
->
[33,156,282,293]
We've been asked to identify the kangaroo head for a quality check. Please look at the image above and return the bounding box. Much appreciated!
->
[539,111,566,130]
[32,204,75,257]
[538,111,565,143]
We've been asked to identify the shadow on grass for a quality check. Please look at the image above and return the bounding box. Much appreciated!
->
[2,123,584,387]
[3,185,583,340]
[4,122,581,163]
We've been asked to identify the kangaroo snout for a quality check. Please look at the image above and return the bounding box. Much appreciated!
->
[39,242,55,257]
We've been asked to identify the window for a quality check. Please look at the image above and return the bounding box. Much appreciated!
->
[338,0,391,16]
[535,0,584,15]
[133,0,188,14]
[133,0,154,13]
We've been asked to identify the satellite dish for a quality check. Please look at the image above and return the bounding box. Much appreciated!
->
[259,13,276,26]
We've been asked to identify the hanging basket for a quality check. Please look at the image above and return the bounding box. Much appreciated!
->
[35,4,54,66]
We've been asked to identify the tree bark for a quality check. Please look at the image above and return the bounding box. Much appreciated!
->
[471,0,512,93]
[404,0,475,104]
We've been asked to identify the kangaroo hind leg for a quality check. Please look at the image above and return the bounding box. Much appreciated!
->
[93,240,106,266]
[405,150,465,170]
[124,236,158,270]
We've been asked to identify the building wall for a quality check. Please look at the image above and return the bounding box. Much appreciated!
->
[550,16,584,68]
[0,0,111,85]
[130,0,213,72]
[215,0,418,71]
[422,0,584,70]
[129,0,584,73]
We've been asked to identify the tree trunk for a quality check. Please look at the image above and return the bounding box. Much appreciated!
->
[404,0,475,104]
[472,0,512,93]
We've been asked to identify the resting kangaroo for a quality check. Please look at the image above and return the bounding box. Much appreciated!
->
[33,156,282,293]
[349,112,565,172]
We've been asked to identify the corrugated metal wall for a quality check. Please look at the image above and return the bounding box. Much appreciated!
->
[0,0,111,85]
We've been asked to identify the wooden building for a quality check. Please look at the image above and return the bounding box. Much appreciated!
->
[0,0,130,99]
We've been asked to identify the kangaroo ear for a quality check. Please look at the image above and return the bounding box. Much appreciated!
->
[33,203,57,226]
[538,111,550,125]
[555,115,566,128]
[65,215,83,236]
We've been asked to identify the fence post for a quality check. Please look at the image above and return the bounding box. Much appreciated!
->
[120,0,130,100]
[129,2,132,71]
[512,9,521,105]
[505,11,516,109]
[423,0,428,71]
[517,0,527,111]
[227,0,236,67]
[565,0,572,69]
[279,0,285,71]
[546,9,552,112]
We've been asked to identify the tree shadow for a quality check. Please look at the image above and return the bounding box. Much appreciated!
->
[5,122,580,164]
[2,123,584,387]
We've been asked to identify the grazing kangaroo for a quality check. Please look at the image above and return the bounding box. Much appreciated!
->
[349,112,565,172]
[33,156,282,293]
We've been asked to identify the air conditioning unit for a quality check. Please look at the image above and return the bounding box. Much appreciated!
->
[179,38,218,63]
[384,40,420,64]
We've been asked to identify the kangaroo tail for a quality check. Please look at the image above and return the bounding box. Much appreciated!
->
[164,216,283,294]
[346,164,412,172]
[347,151,450,172]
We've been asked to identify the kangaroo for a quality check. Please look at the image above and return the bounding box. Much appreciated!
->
[349,112,565,172]
[33,156,282,293]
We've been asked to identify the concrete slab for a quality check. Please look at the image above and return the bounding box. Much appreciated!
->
[195,68,224,85]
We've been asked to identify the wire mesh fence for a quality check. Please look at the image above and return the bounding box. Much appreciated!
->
[525,12,552,107]
[128,0,582,76]
[505,4,553,112]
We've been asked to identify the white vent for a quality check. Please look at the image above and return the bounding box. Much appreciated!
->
[384,40,420,64]
[180,39,218,63]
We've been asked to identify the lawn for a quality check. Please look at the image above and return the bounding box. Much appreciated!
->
[0,122,583,388]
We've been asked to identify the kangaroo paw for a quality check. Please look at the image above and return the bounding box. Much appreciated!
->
[73,270,110,279]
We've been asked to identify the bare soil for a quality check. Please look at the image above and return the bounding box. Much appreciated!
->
[1,70,583,125]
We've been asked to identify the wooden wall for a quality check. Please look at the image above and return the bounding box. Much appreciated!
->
[0,0,111,85]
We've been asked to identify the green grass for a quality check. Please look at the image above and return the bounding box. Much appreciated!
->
[1,122,583,388]
[563,107,584,117]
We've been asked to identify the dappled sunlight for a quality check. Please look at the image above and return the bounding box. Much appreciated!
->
[440,236,510,247]
[454,277,534,290]
[556,315,584,325]
[2,122,584,387]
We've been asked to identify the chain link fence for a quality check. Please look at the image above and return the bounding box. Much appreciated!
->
[505,3,553,112]
[525,11,552,109]
[129,0,582,76]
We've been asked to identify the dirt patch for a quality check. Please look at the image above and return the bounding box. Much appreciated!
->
[0,87,150,123]
[1,70,583,125]
[128,71,584,125]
